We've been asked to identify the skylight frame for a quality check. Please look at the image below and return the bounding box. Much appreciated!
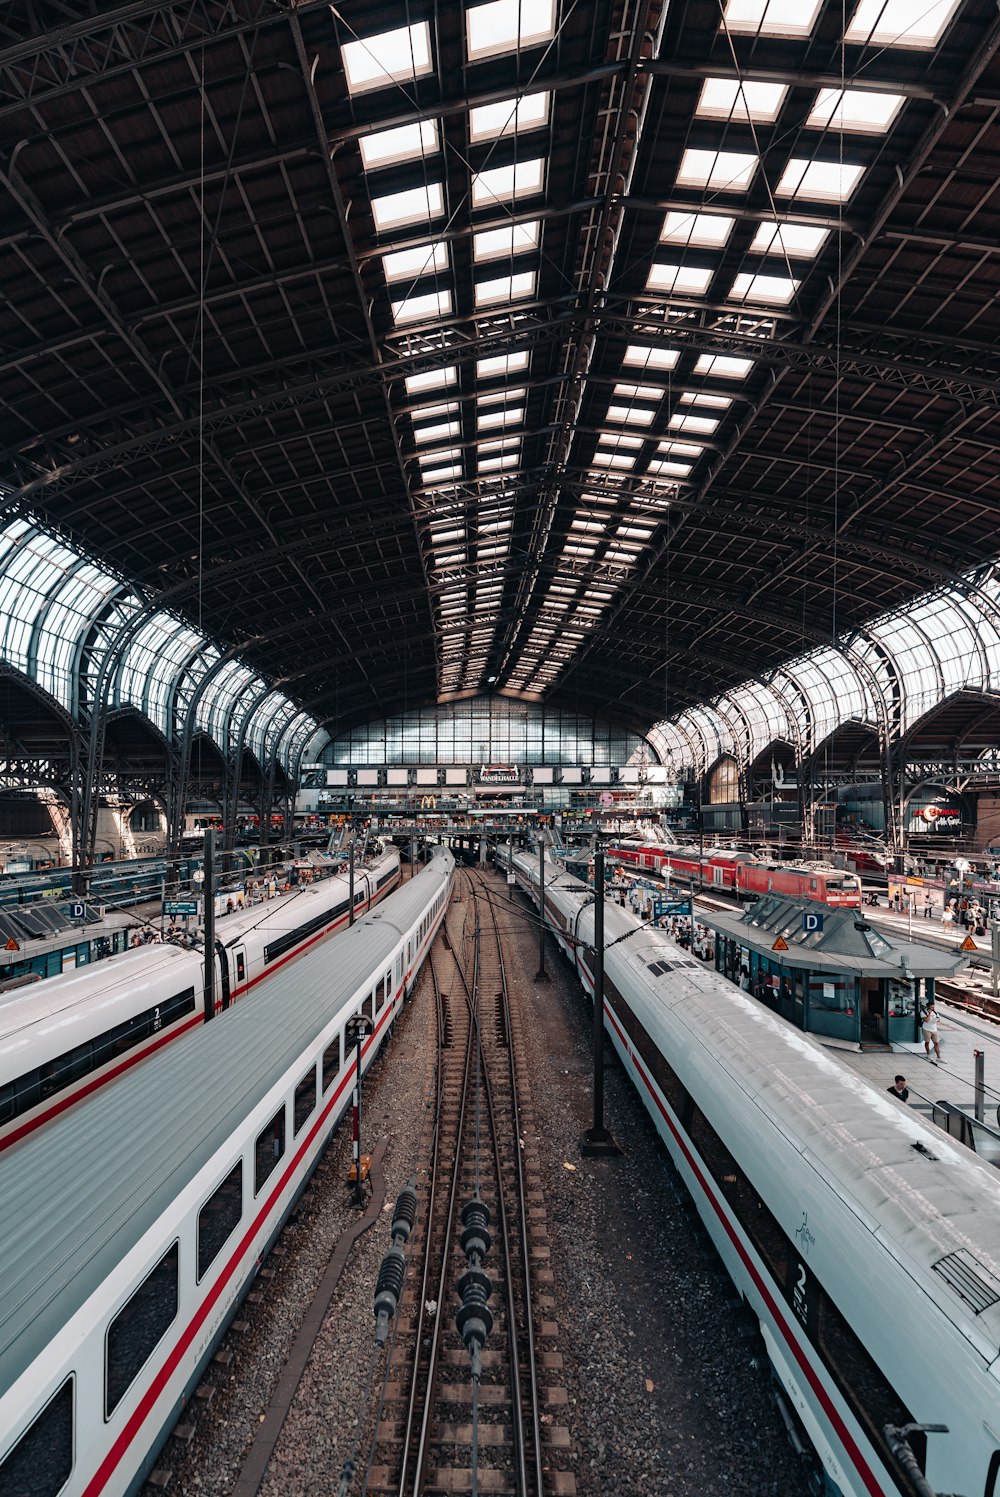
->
[359,119,440,171]
[469,92,551,142]
[371,182,445,233]
[472,220,541,263]
[775,158,865,204]
[646,262,715,296]
[466,0,557,62]
[676,147,758,193]
[693,354,754,379]
[844,0,962,48]
[659,211,736,249]
[342,21,434,96]
[623,344,680,373]
[695,77,788,124]
[474,269,538,308]
[806,86,905,133]
[471,158,546,209]
[720,0,824,38]
[392,288,454,325]
[382,241,450,283]
[729,271,801,305]
[749,220,830,259]
[406,366,458,397]
[478,350,530,379]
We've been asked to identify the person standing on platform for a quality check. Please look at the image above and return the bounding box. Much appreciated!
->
[887,1075,909,1102]
[921,1001,942,1064]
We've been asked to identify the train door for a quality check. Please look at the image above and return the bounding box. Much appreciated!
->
[713,865,724,887]
[215,940,231,1011]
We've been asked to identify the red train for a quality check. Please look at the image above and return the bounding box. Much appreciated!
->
[608,842,862,908]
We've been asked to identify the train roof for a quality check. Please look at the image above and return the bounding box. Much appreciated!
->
[523,848,1000,1365]
[0,942,192,1036]
[0,847,453,1398]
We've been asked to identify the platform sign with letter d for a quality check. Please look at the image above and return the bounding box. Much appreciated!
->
[802,912,824,934]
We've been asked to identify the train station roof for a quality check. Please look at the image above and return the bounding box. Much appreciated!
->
[4,0,1000,740]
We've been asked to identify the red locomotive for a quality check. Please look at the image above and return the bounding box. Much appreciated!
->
[608,842,862,908]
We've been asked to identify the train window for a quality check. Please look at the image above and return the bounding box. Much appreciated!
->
[255,1107,286,1194]
[197,1162,243,1282]
[688,1110,788,1286]
[362,989,374,1019]
[816,1289,922,1494]
[236,952,246,983]
[0,1378,74,1496]
[374,977,385,1014]
[322,1036,341,1092]
[396,954,403,985]
[105,1243,179,1418]
[294,1067,316,1135]
[39,1043,92,1101]
[355,886,366,905]
[0,1079,14,1124]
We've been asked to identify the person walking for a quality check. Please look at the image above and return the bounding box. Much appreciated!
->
[921,1000,942,1064]
[887,1075,909,1102]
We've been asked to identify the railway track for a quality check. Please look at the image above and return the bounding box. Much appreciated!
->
[365,870,555,1497]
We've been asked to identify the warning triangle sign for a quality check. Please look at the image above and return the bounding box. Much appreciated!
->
[772,935,790,952]
[960,934,978,953]
[4,937,18,952]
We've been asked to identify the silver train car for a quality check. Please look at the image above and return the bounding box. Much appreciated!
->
[0,848,400,1153]
[504,844,1000,1497]
[0,847,453,1496]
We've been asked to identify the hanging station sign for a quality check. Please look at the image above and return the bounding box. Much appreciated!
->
[477,764,520,784]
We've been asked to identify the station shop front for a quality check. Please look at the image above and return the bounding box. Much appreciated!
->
[706,895,964,1045]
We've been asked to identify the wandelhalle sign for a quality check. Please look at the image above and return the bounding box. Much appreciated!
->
[478,764,520,784]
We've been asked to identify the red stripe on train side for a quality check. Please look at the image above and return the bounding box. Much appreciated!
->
[596,988,884,1497]
[81,893,443,1496]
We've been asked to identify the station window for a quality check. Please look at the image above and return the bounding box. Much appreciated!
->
[0,1379,74,1496]
[322,1036,341,1092]
[197,1162,243,1281]
[255,1107,286,1194]
[294,1067,317,1135]
[105,1244,179,1417]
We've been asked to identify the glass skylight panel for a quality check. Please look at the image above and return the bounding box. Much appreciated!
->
[479,385,527,406]
[413,400,460,420]
[598,431,643,448]
[807,86,905,132]
[471,158,545,208]
[623,344,679,372]
[648,459,693,477]
[342,22,433,95]
[679,392,731,408]
[360,119,439,171]
[478,350,529,378]
[475,270,537,307]
[669,413,719,434]
[844,0,961,47]
[693,354,754,378]
[467,0,556,60]
[750,220,829,258]
[393,288,453,324]
[776,159,865,203]
[422,464,462,483]
[479,453,520,471]
[383,241,449,282]
[659,440,704,457]
[614,382,664,402]
[729,271,800,304]
[696,78,787,124]
[606,404,655,426]
[676,148,757,192]
[371,182,444,233]
[406,366,457,394]
[415,420,461,444]
[660,211,735,249]
[619,524,653,539]
[473,220,541,262]
[419,446,461,465]
[478,406,525,429]
[720,0,824,37]
[478,435,520,453]
[469,92,550,142]
[592,452,635,469]
[646,263,714,296]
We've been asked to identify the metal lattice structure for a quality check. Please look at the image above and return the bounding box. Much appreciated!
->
[3,0,1000,758]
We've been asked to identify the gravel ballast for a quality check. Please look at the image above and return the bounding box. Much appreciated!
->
[155,868,809,1496]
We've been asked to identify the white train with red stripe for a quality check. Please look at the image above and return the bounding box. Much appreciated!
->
[0,849,399,1154]
[504,844,999,1497]
[608,841,862,908]
[0,846,453,1497]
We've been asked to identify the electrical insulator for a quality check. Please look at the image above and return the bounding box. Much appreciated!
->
[456,1195,494,1379]
[373,1178,418,1344]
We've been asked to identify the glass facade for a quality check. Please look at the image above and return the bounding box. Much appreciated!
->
[326,697,650,766]
[0,513,318,772]
[647,570,1000,775]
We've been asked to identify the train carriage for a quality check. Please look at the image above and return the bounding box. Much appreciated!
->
[505,845,1000,1497]
[608,841,862,908]
[0,848,453,1497]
